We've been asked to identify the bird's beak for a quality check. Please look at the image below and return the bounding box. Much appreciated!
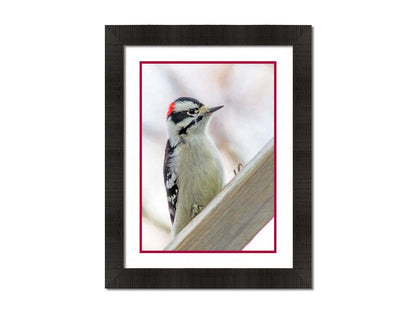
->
[200,105,224,115]
[208,105,224,113]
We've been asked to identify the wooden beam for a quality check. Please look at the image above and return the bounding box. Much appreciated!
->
[165,139,274,251]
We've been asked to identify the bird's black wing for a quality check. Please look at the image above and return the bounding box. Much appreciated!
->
[163,140,178,224]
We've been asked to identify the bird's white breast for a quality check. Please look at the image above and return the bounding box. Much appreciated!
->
[171,135,224,236]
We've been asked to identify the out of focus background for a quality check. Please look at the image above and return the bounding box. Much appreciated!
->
[142,63,275,250]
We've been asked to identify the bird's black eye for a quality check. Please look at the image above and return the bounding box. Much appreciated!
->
[187,108,198,116]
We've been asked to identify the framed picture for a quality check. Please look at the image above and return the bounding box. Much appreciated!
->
[105,25,312,288]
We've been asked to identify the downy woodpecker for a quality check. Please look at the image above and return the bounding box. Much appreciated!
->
[164,97,225,237]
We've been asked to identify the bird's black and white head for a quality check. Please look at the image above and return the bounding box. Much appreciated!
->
[166,97,223,146]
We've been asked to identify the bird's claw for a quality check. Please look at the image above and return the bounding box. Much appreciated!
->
[191,204,205,219]
[233,163,244,175]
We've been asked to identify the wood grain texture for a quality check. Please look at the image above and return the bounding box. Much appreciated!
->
[165,139,274,251]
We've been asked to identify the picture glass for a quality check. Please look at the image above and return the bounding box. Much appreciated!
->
[125,47,293,268]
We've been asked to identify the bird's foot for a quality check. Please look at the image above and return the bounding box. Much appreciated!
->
[191,204,205,219]
[233,163,244,176]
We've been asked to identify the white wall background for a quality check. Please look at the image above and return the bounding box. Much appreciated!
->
[1,1,415,311]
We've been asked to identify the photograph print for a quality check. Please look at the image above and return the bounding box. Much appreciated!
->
[140,62,276,252]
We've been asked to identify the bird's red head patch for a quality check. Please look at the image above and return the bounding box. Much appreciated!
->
[167,102,175,117]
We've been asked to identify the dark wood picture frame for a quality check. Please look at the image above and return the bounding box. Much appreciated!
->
[105,25,312,288]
